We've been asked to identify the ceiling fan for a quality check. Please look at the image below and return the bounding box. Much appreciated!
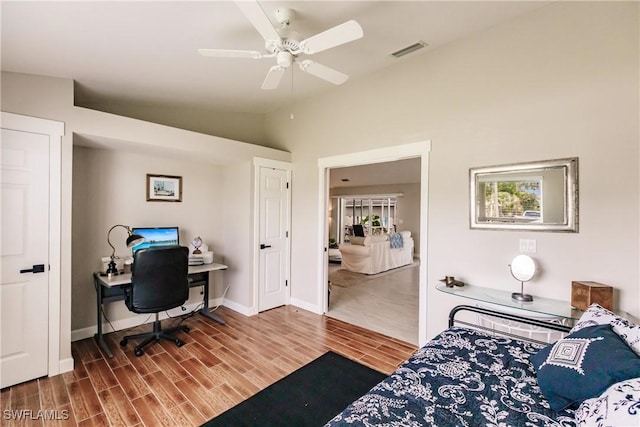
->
[198,1,364,90]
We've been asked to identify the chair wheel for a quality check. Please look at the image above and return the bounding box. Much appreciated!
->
[134,348,144,357]
[183,326,190,333]
[175,339,184,347]
[120,339,128,347]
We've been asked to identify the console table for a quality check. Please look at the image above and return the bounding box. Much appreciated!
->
[94,263,227,358]
[436,283,584,322]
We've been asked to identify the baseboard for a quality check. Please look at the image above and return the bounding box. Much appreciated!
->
[221,299,256,316]
[71,298,224,342]
[290,297,322,315]
[58,357,75,375]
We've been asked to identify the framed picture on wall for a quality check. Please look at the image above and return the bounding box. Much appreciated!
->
[147,174,182,202]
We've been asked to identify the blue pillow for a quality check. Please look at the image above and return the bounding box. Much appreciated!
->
[389,232,404,249]
[531,324,640,411]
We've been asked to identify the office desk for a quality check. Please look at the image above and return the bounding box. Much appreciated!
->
[94,263,227,358]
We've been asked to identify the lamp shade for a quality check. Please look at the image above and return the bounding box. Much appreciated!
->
[126,233,145,248]
[106,224,146,275]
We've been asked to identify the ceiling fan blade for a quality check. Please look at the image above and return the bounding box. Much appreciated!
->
[262,65,286,90]
[235,0,280,42]
[198,48,263,59]
[300,20,363,54]
[298,60,349,85]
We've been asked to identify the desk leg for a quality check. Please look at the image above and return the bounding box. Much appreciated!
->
[199,273,225,325]
[94,278,114,358]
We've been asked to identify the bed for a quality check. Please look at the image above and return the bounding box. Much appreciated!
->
[326,304,640,427]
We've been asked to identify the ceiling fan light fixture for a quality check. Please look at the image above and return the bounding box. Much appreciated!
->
[391,41,428,58]
[276,51,293,68]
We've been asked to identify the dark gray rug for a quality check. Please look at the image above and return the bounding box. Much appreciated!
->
[201,351,386,427]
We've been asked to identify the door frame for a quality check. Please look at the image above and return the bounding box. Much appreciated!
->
[1,112,64,376]
[252,157,292,313]
[317,141,431,346]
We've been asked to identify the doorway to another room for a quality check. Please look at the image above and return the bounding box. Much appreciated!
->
[318,142,430,347]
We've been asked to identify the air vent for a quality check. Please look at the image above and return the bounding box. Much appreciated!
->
[391,41,427,58]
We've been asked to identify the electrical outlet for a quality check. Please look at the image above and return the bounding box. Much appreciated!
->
[519,239,537,253]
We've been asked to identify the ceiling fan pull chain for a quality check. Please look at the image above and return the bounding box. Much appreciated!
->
[290,67,294,120]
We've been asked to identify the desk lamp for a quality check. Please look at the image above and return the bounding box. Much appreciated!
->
[106,225,145,276]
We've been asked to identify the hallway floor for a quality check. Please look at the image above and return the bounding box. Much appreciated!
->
[327,262,419,345]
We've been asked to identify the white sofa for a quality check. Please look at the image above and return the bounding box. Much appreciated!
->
[338,231,414,275]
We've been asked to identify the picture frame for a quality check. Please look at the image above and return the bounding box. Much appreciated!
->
[146,174,182,202]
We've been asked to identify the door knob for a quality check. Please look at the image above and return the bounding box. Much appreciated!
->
[20,264,46,274]
[260,244,272,249]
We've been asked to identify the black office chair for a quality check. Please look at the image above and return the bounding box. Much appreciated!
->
[119,245,190,356]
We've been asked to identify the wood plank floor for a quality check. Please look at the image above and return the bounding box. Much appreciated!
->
[1,306,417,427]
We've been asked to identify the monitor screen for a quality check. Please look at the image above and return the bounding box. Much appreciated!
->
[131,227,179,253]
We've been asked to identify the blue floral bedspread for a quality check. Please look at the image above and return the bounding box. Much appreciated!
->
[326,327,577,426]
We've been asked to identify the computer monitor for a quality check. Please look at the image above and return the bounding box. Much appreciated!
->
[131,227,179,253]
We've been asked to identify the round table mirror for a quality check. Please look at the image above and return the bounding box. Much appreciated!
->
[510,254,536,301]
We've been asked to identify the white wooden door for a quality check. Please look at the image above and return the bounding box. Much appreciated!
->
[258,166,290,311]
[1,128,50,388]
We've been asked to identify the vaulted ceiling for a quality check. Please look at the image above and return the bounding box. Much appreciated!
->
[2,1,550,115]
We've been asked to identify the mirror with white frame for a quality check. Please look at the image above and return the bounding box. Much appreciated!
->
[470,157,578,232]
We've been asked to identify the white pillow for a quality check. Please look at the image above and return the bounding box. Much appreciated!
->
[572,304,640,356]
[613,323,640,356]
[575,377,640,427]
[399,230,411,239]
[348,236,366,246]
[571,304,626,333]
[365,235,388,244]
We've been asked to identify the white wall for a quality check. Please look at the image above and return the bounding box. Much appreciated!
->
[221,161,256,313]
[72,146,226,332]
[2,72,291,348]
[266,2,640,340]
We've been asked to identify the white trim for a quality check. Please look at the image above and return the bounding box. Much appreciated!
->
[58,358,75,374]
[417,145,430,347]
[1,112,67,375]
[317,141,431,346]
[221,300,254,317]
[252,157,293,313]
[290,297,321,314]
[1,112,64,136]
[253,157,292,170]
[48,123,63,376]
[318,141,428,169]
